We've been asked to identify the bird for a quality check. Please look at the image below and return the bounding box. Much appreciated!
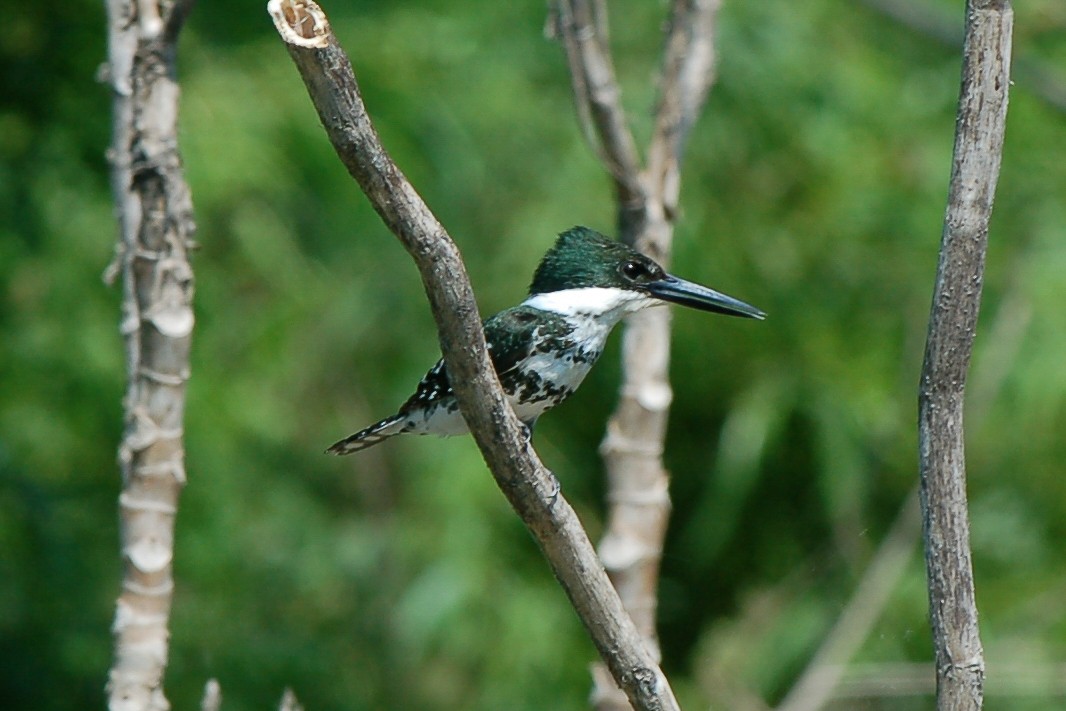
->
[328,226,764,454]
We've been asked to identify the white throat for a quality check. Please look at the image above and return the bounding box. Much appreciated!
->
[522,287,656,324]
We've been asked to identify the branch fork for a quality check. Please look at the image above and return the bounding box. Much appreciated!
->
[269,1,681,708]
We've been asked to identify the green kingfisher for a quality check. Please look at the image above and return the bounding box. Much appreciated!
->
[328,226,764,454]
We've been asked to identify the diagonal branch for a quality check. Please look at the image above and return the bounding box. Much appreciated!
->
[268,2,680,709]
[918,1,1012,709]
[776,491,921,711]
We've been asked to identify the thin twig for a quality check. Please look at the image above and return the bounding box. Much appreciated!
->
[775,243,1034,709]
[776,491,921,711]
[267,2,680,709]
[918,1,1012,709]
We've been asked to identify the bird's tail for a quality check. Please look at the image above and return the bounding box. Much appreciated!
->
[327,414,408,455]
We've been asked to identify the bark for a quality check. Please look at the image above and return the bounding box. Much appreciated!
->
[268,2,680,708]
[552,2,721,707]
[918,1,1012,710]
[103,0,196,709]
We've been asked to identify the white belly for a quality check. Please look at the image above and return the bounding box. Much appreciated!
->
[405,305,623,438]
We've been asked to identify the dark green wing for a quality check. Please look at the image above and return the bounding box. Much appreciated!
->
[482,306,546,378]
[396,306,544,413]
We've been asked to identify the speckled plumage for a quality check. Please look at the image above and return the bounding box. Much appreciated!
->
[327,304,619,453]
[328,227,764,454]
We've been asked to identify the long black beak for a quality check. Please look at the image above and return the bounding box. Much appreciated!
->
[646,274,766,319]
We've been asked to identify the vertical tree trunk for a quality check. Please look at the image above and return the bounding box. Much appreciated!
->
[918,2,1012,710]
[551,1,723,707]
[104,1,196,708]
[593,216,676,711]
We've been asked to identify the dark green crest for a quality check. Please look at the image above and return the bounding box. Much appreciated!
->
[528,226,663,295]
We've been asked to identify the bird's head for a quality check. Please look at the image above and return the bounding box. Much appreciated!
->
[526,226,765,320]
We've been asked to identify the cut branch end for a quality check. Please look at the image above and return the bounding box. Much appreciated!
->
[268,0,331,47]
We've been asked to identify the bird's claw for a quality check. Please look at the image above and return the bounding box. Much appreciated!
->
[520,418,537,444]
[545,470,561,508]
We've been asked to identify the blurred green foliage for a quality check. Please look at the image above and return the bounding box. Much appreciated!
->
[2,0,1065,709]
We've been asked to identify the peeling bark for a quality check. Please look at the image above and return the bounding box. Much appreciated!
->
[104,0,196,708]
[552,2,722,707]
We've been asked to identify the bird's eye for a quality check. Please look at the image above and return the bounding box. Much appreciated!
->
[621,261,648,281]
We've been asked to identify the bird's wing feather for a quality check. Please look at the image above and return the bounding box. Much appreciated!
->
[396,307,542,414]
[483,307,543,377]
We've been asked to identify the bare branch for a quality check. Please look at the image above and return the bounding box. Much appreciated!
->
[776,491,921,711]
[549,3,727,708]
[268,2,679,709]
[918,1,1012,709]
[550,0,644,206]
[104,0,196,708]
[648,0,721,214]
[546,7,724,711]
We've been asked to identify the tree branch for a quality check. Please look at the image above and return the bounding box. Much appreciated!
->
[550,0,645,208]
[549,3,724,709]
[776,491,921,711]
[918,1,1012,709]
[648,0,721,217]
[104,0,196,708]
[267,2,679,709]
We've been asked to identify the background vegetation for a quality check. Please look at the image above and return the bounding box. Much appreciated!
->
[2,0,1064,709]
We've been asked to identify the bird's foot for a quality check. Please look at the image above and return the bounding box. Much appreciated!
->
[544,470,561,509]
[519,419,537,445]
